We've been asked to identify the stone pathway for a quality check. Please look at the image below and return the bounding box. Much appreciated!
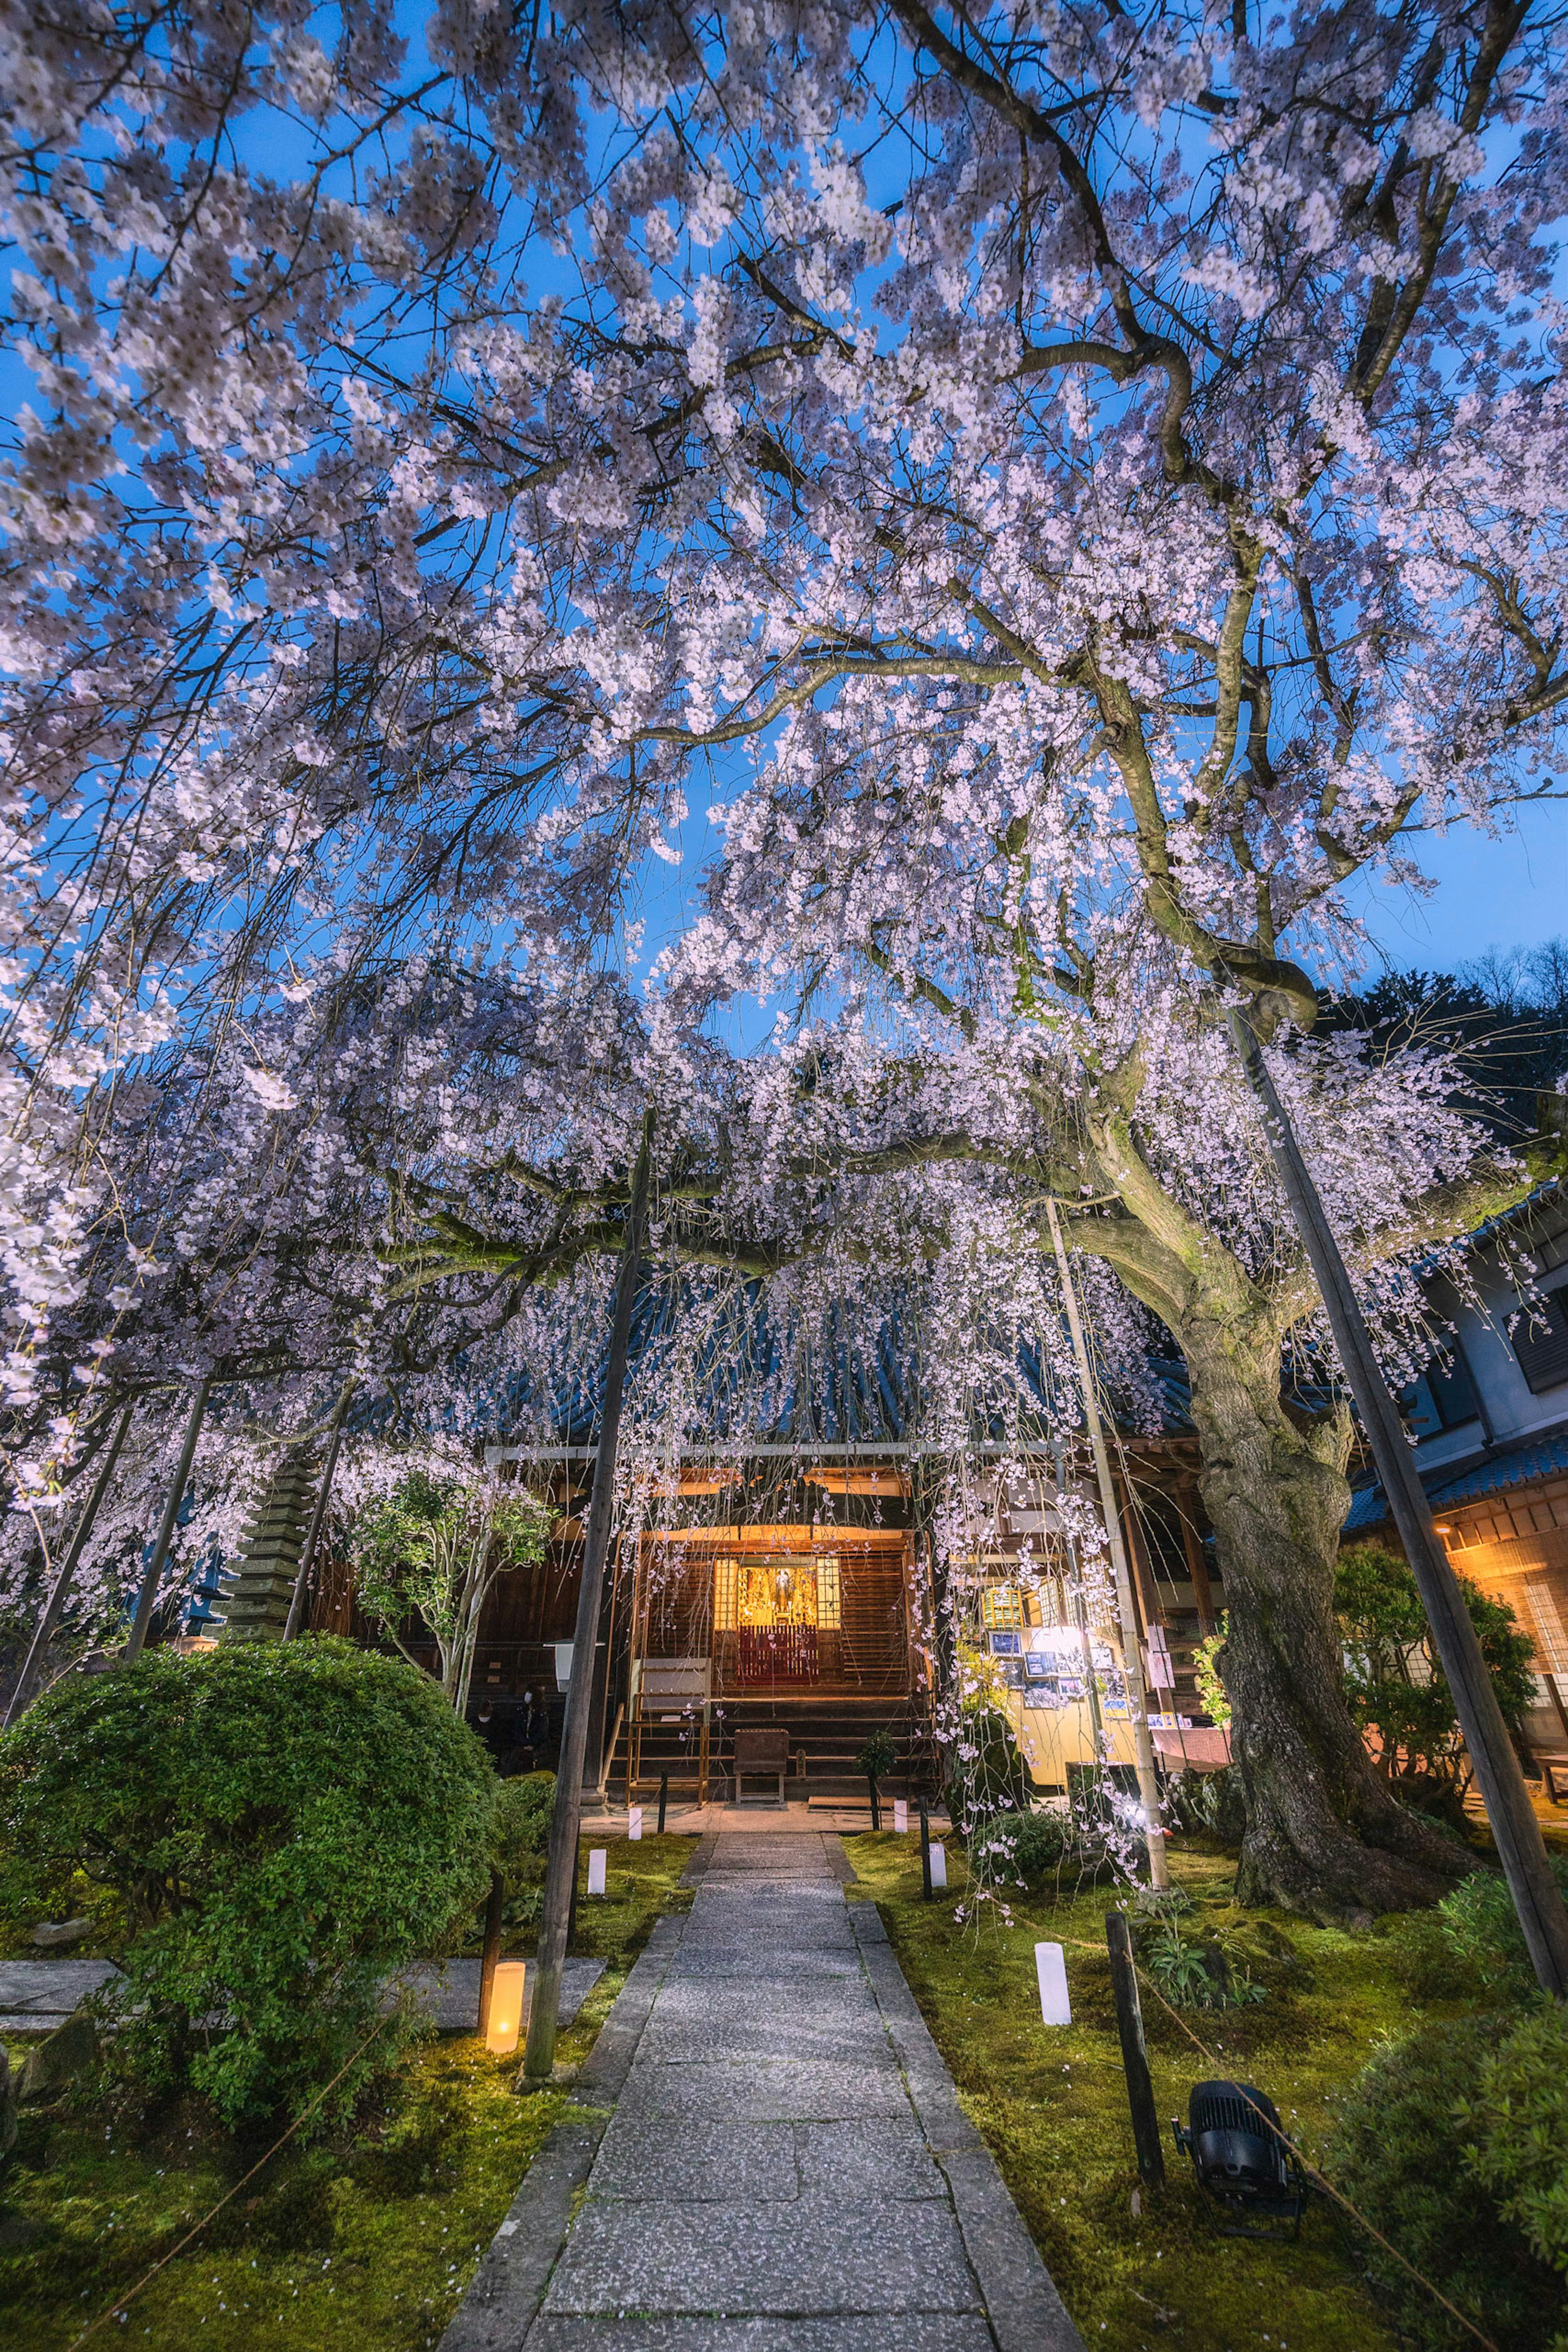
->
[443,1831,1083,2352]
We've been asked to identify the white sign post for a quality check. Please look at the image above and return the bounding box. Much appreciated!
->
[627,1805,643,1841]
[893,1798,909,1833]
[928,1842,948,1889]
[1035,1942,1072,2025]
[587,1848,607,1896]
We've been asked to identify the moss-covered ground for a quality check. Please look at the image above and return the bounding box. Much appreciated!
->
[0,1833,695,2352]
[846,1829,1474,2352]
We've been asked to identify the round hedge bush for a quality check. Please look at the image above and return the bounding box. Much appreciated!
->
[1328,2013,1563,2350]
[0,1638,496,2126]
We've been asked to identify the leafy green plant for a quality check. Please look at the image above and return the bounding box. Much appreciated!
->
[1334,1543,1536,1811]
[1458,2003,1568,2283]
[1137,1916,1266,2011]
[1383,1860,1568,2003]
[1333,2013,1566,2349]
[855,1729,898,1784]
[947,1645,1031,1837]
[491,1770,556,1883]
[0,1640,496,2127]
[353,1465,551,1713]
[968,1806,1114,1896]
[1330,2016,1563,2351]
[1191,1614,1231,1726]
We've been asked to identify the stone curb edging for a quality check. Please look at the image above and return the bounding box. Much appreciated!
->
[847,1902,1087,2352]
[678,1835,717,1888]
[437,1911,688,2352]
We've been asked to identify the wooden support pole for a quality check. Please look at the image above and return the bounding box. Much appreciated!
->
[521,1115,653,2089]
[4,1403,134,1728]
[1229,1005,1568,1999]
[1105,1910,1165,2188]
[477,1870,506,2037]
[920,1802,933,1899]
[125,1374,214,1661]
[1047,1204,1169,1889]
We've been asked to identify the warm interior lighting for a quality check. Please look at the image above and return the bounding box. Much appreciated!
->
[1432,1523,1452,1533]
[806,1465,911,1497]
[485,1960,526,2055]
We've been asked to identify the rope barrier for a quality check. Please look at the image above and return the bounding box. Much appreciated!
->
[66,2013,393,2350]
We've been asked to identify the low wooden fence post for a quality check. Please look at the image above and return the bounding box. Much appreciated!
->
[1105,1910,1165,2187]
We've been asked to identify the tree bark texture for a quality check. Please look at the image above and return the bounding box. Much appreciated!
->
[1179,1310,1468,1917]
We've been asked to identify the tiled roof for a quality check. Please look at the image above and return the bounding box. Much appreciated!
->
[1426,1431,1568,1508]
[1343,1429,1568,1534]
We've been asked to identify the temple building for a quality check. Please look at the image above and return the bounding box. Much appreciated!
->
[307,1409,1227,1805]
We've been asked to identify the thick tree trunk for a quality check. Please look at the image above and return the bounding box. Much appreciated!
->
[1179,1309,1468,1918]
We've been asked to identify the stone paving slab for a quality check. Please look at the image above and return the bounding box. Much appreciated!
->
[685,1893,851,1919]
[797,2118,946,2200]
[586,2115,944,2205]
[695,1835,838,1869]
[541,2193,983,2318]
[526,2323,995,2352]
[590,2117,801,2203]
[637,1978,884,2065]
[664,1943,865,1980]
[616,2054,911,2123]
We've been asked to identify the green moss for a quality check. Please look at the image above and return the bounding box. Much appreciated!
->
[0,1833,694,2351]
[845,1830,1479,2352]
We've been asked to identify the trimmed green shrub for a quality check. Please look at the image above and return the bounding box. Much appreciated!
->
[1384,1860,1568,2004]
[968,1805,1114,1895]
[1458,2003,1568,2282]
[492,1770,555,1883]
[1329,2016,1562,2350]
[1166,1762,1247,1845]
[0,1639,496,2127]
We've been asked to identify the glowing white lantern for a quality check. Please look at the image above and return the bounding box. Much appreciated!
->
[893,1799,908,1833]
[929,1843,948,1889]
[1035,1942,1072,2025]
[486,1960,526,2055]
[587,1848,607,1896]
[628,1806,643,1841]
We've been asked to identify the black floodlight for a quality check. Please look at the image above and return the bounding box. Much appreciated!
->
[1173,2078,1305,2239]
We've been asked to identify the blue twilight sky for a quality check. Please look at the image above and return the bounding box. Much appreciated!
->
[1346,798,1565,979]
